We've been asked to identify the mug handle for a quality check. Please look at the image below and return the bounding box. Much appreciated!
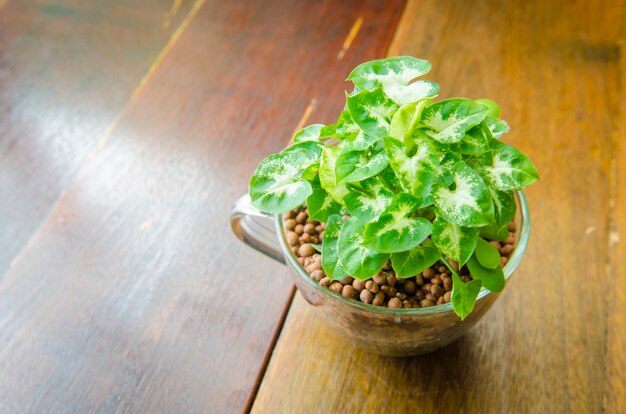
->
[230,194,286,265]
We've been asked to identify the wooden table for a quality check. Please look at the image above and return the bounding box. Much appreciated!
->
[0,0,624,412]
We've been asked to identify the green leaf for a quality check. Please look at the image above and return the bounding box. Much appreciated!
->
[344,178,394,222]
[389,99,431,150]
[451,273,482,320]
[384,137,438,201]
[431,216,479,265]
[338,217,390,279]
[483,141,539,190]
[347,56,439,104]
[466,254,505,292]
[321,215,348,280]
[336,146,389,183]
[434,161,494,227]
[293,124,324,143]
[451,124,493,155]
[346,87,398,137]
[307,176,343,222]
[474,98,501,117]
[480,188,516,241]
[484,116,510,138]
[249,142,322,213]
[391,245,440,278]
[474,238,501,269]
[336,110,360,135]
[319,146,349,205]
[363,194,433,253]
[422,99,489,144]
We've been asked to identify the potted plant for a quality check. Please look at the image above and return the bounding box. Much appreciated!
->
[232,56,538,356]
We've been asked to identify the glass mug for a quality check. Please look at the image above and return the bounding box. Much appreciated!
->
[231,191,530,356]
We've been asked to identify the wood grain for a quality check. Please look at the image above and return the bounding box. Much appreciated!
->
[0,0,197,276]
[0,0,405,412]
[252,0,626,412]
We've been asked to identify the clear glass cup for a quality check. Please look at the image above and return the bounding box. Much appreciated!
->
[231,191,530,356]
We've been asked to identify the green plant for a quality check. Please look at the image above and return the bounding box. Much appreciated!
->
[249,57,538,319]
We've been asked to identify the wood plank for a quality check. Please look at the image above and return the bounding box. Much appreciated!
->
[605,33,626,413]
[252,1,625,412]
[0,1,405,412]
[0,0,198,275]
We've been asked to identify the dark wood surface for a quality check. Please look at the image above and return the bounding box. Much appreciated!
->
[0,0,404,412]
[252,0,626,413]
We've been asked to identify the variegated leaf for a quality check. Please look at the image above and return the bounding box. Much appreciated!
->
[307,176,343,222]
[335,146,389,183]
[363,194,432,253]
[484,116,510,138]
[347,56,439,104]
[483,141,539,190]
[480,188,516,241]
[451,124,493,155]
[338,217,390,280]
[346,87,398,137]
[422,99,489,144]
[434,161,494,227]
[321,214,348,280]
[389,99,431,149]
[431,216,479,265]
[292,124,324,143]
[451,273,482,320]
[319,146,349,206]
[344,178,394,222]
[384,137,438,202]
[249,142,322,213]
[391,245,440,278]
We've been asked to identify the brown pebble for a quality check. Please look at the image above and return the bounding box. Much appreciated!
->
[431,284,444,297]
[365,280,380,293]
[444,291,451,303]
[383,261,392,271]
[443,277,452,291]
[422,283,432,293]
[489,240,502,250]
[298,244,315,257]
[312,254,321,263]
[423,268,435,278]
[461,275,471,283]
[436,296,445,305]
[415,275,425,286]
[425,293,436,302]
[309,236,319,244]
[508,221,517,232]
[310,270,325,281]
[372,292,385,306]
[300,233,310,243]
[338,276,354,285]
[291,246,299,255]
[438,266,447,273]
[388,298,402,308]
[286,232,299,246]
[319,231,324,240]
[285,219,296,231]
[449,260,459,272]
[415,291,425,300]
[386,275,397,286]
[373,273,387,285]
[283,210,295,220]
[305,262,322,273]
[420,299,435,307]
[319,277,331,287]
[396,292,407,301]
[500,256,509,268]
[381,285,397,297]
[504,234,515,245]
[352,280,366,292]
[360,289,373,304]
[329,282,343,293]
[297,257,305,266]
[304,223,316,234]
[296,211,308,224]
[403,280,417,295]
[341,285,356,299]
[431,277,442,285]
[500,244,514,255]
[294,224,305,235]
